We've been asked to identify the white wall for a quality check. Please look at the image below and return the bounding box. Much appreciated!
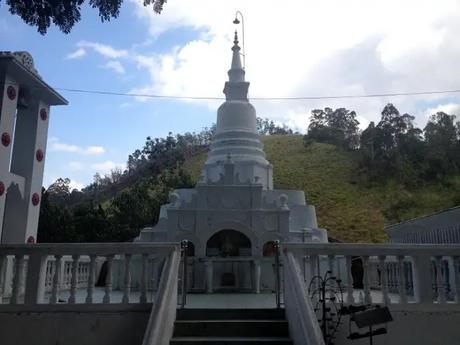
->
[0,309,150,345]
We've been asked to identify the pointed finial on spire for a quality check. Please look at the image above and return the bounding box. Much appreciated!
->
[233,31,239,46]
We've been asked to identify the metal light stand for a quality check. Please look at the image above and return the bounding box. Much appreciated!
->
[308,270,344,345]
[233,10,246,69]
[180,240,188,308]
[274,240,281,309]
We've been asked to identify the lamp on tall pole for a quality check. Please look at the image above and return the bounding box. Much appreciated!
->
[233,10,246,70]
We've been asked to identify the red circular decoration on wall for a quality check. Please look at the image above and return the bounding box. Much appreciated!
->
[7,86,16,100]
[27,236,35,244]
[32,193,40,206]
[36,149,44,162]
[40,108,48,121]
[0,181,5,196]
[1,132,11,147]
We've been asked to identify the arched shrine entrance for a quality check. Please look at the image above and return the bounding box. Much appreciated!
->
[206,229,251,257]
[205,230,253,291]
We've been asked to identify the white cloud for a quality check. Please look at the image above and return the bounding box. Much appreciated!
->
[129,0,460,129]
[68,179,84,191]
[51,142,81,153]
[84,146,106,155]
[77,41,128,59]
[424,103,460,120]
[49,139,106,155]
[66,48,86,59]
[103,60,125,74]
[90,161,126,173]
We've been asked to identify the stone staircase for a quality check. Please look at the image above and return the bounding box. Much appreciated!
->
[170,308,293,345]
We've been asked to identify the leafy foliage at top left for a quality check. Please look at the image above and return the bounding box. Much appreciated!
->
[4,0,167,34]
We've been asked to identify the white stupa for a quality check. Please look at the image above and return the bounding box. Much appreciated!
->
[136,31,327,291]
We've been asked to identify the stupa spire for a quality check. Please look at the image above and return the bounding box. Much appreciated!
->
[230,31,244,77]
[224,30,248,100]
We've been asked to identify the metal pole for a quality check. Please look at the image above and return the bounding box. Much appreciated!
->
[234,10,246,70]
[274,240,281,308]
[180,240,188,308]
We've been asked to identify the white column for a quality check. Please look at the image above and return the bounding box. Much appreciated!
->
[205,260,214,293]
[0,75,19,242]
[253,259,261,294]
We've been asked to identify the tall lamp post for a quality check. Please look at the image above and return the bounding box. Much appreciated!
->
[233,11,246,70]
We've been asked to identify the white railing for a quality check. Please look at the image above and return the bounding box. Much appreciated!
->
[283,251,325,345]
[0,243,179,306]
[142,245,181,345]
[284,243,460,305]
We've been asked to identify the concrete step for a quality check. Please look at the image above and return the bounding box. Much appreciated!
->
[176,308,285,320]
[173,319,289,337]
[170,336,293,345]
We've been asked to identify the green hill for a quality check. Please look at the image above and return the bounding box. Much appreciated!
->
[183,135,460,243]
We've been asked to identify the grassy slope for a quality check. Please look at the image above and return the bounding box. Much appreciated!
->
[183,135,460,243]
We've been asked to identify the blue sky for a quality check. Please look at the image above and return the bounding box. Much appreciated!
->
[1,0,460,189]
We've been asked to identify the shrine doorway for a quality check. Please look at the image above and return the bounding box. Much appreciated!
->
[205,230,252,291]
[206,229,251,257]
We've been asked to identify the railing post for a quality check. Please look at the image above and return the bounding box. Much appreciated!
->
[412,254,433,303]
[397,256,408,304]
[346,255,355,304]
[362,256,372,304]
[453,256,460,303]
[435,256,446,303]
[180,240,188,308]
[85,255,96,304]
[205,260,213,294]
[378,255,390,305]
[0,254,6,304]
[253,259,261,294]
[103,255,114,304]
[274,240,281,308]
[24,252,48,305]
[50,255,62,304]
[122,253,132,304]
[140,253,148,303]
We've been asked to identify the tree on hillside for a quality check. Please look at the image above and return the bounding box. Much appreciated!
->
[4,0,167,34]
[257,117,294,135]
[304,107,360,149]
[424,112,460,179]
[358,104,427,185]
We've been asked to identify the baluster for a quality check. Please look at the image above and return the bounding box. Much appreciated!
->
[453,256,460,303]
[140,253,148,303]
[346,256,355,304]
[435,256,446,303]
[362,256,372,304]
[379,256,390,305]
[85,255,97,304]
[328,254,335,275]
[122,254,132,304]
[103,255,114,304]
[397,256,407,303]
[309,254,319,303]
[10,254,25,304]
[0,255,6,304]
[50,255,62,304]
[386,263,392,291]
[68,255,79,304]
